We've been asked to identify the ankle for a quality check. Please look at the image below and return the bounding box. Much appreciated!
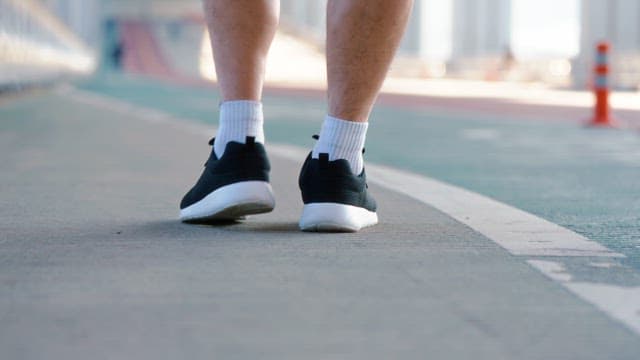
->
[312,115,368,174]
[215,100,264,157]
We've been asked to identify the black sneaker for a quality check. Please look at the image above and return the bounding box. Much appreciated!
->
[298,152,378,232]
[180,136,275,222]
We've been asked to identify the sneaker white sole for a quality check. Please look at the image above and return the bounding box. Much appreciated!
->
[180,181,275,222]
[299,203,378,232]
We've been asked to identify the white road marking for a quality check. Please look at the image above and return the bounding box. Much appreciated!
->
[527,260,573,282]
[529,260,640,335]
[459,128,501,141]
[589,262,621,269]
[63,87,639,336]
[366,162,623,257]
[566,283,640,334]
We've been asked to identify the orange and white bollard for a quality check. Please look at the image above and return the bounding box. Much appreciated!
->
[588,42,617,127]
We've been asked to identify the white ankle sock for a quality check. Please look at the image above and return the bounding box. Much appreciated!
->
[215,100,264,157]
[312,115,369,175]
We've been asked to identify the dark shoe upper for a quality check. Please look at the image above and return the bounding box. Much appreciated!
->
[180,137,270,209]
[298,152,376,212]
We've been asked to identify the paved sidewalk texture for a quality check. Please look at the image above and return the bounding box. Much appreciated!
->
[1,91,639,359]
[82,74,640,268]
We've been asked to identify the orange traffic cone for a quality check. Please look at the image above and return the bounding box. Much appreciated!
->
[588,42,618,127]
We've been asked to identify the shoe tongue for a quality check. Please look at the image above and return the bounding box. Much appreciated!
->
[245,136,255,147]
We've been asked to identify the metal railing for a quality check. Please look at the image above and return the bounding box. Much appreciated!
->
[0,0,96,88]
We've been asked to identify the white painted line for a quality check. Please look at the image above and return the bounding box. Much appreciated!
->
[566,283,640,335]
[366,164,623,258]
[63,87,640,336]
[526,260,573,282]
[528,260,640,335]
[57,85,211,134]
[589,261,621,269]
[459,128,501,141]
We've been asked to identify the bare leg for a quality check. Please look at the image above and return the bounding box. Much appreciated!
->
[300,0,413,231]
[203,0,279,101]
[326,0,413,122]
[180,0,279,223]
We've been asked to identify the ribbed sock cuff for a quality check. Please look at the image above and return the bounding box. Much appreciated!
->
[215,100,264,157]
[312,115,368,174]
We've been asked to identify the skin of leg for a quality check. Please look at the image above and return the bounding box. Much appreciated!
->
[326,0,414,122]
[203,0,279,101]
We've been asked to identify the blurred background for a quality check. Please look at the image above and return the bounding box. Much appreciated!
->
[1,0,640,92]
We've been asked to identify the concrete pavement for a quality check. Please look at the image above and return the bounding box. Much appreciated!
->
[1,89,640,359]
